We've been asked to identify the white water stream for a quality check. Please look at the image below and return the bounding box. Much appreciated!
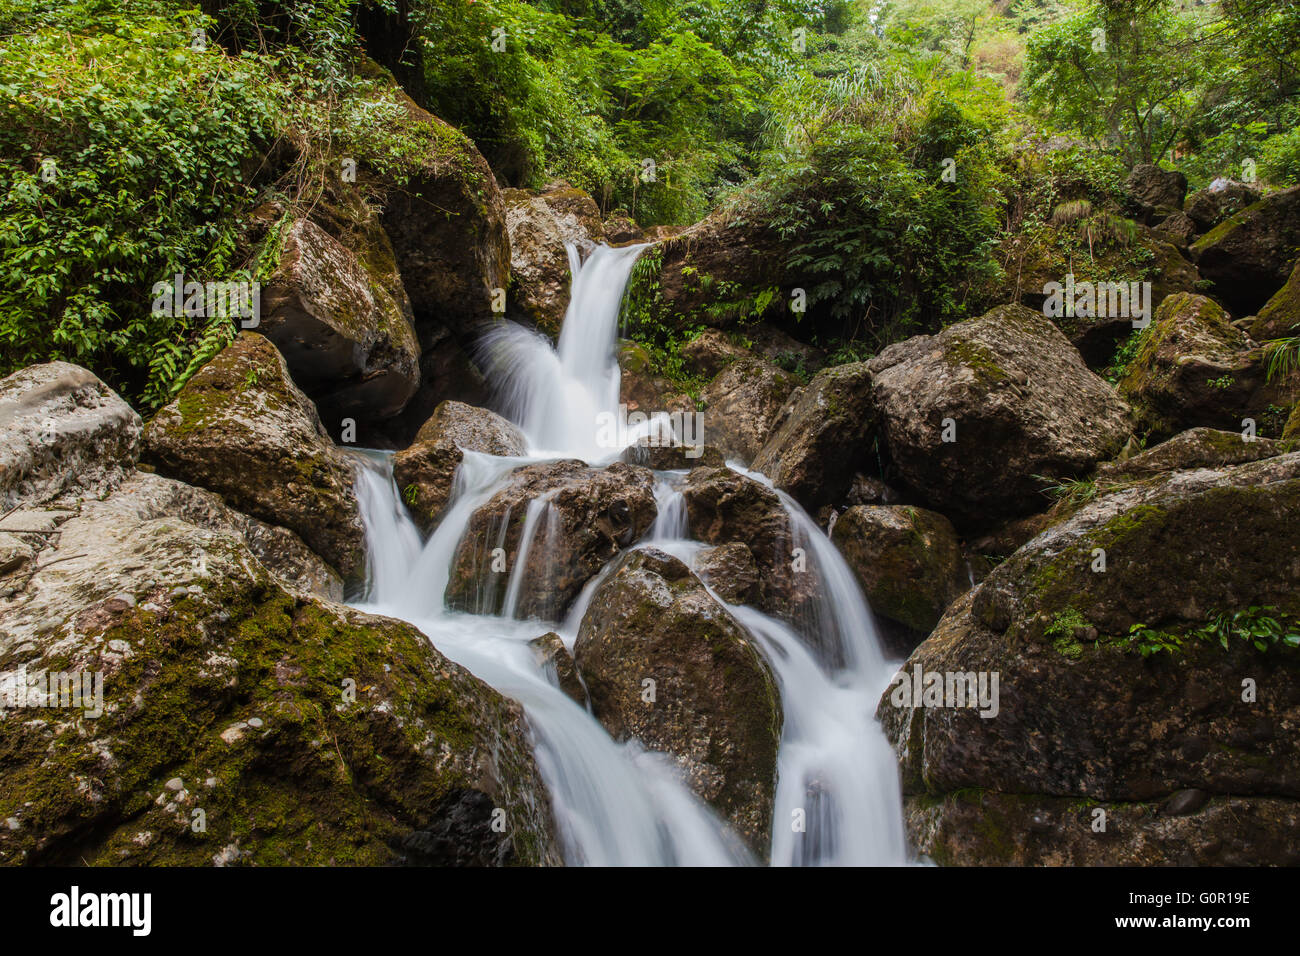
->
[349,243,907,865]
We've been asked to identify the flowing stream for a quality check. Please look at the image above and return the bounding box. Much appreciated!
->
[349,242,907,865]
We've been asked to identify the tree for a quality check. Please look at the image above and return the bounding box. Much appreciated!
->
[1022,0,1217,165]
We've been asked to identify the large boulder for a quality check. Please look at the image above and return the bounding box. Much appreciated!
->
[867,304,1132,524]
[1190,185,1300,314]
[751,362,876,511]
[879,451,1300,864]
[503,181,606,334]
[259,212,420,426]
[392,401,527,532]
[1125,164,1188,224]
[700,358,799,465]
[0,362,141,511]
[574,548,781,852]
[0,469,559,866]
[1184,179,1261,232]
[1246,259,1300,341]
[1118,293,1268,439]
[142,333,365,579]
[365,88,509,335]
[445,460,657,620]
[831,505,968,635]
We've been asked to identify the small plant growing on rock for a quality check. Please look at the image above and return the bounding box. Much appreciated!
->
[1194,606,1300,653]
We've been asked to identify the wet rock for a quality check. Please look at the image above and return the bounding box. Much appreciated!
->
[392,401,526,532]
[142,333,365,578]
[574,548,781,853]
[529,632,587,707]
[680,329,750,378]
[259,214,420,424]
[751,362,876,511]
[602,209,644,244]
[868,304,1132,524]
[694,542,761,605]
[831,505,968,634]
[1153,210,1197,249]
[0,362,141,511]
[700,359,800,465]
[446,459,657,620]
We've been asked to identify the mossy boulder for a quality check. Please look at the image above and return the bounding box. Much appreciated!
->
[142,333,365,579]
[0,472,559,866]
[1118,293,1269,440]
[867,304,1132,525]
[574,548,781,854]
[1246,258,1300,341]
[831,505,968,635]
[879,453,1300,862]
[1184,180,1261,232]
[1190,185,1300,314]
[392,401,526,532]
[0,362,141,512]
[700,358,799,466]
[751,361,876,512]
[502,181,606,335]
[445,460,658,620]
[1096,427,1283,481]
[259,214,420,425]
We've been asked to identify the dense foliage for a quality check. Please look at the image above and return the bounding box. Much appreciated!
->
[1,0,1299,405]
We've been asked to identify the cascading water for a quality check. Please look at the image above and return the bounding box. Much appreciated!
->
[349,241,907,865]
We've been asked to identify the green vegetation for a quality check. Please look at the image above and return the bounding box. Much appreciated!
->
[2,0,1299,402]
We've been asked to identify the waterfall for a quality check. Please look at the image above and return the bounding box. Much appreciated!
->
[348,241,908,866]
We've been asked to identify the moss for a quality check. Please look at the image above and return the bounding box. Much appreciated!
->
[944,337,1010,388]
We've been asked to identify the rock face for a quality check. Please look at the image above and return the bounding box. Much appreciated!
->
[1118,293,1266,439]
[392,401,527,531]
[142,333,365,579]
[751,362,876,511]
[681,467,813,627]
[1184,180,1261,232]
[259,215,420,424]
[680,329,750,378]
[879,451,1300,865]
[503,182,606,334]
[1247,259,1300,341]
[574,548,781,852]
[868,304,1132,524]
[0,362,141,511]
[700,359,799,465]
[445,460,657,620]
[1125,164,1188,224]
[831,505,968,635]
[0,391,559,866]
[1191,185,1300,314]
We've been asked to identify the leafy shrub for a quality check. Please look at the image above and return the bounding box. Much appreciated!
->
[0,11,281,408]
